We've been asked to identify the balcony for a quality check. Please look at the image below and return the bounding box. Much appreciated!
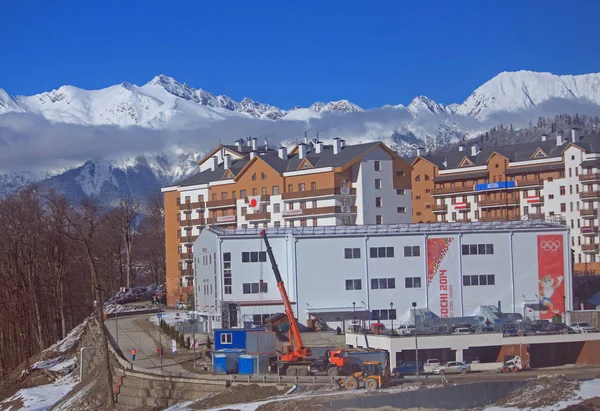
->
[480,214,521,222]
[579,173,600,183]
[207,215,237,225]
[524,196,545,205]
[516,179,544,188]
[526,213,545,220]
[282,206,357,218]
[179,218,205,227]
[179,235,198,244]
[178,201,205,211]
[582,244,599,253]
[180,252,193,260]
[580,191,600,201]
[179,268,194,276]
[206,198,237,208]
[282,187,356,201]
[244,195,270,203]
[245,212,271,222]
[432,184,474,195]
[432,204,448,213]
[479,197,520,207]
[581,209,597,219]
[582,226,598,236]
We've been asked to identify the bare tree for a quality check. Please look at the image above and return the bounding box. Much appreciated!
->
[108,197,140,289]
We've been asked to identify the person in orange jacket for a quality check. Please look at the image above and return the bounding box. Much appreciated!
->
[131,348,137,361]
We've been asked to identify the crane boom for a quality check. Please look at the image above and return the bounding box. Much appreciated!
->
[260,230,311,362]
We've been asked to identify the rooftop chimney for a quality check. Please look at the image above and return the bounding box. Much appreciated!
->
[458,144,465,152]
[315,140,324,154]
[304,132,308,145]
[471,143,480,156]
[234,139,241,150]
[224,154,231,170]
[278,146,287,160]
[572,128,581,143]
[340,139,346,148]
[246,137,252,147]
[333,137,342,155]
[250,151,257,160]
[298,143,308,159]
[541,135,547,142]
[556,134,563,146]
[416,147,426,157]
[210,156,218,172]
[251,137,257,151]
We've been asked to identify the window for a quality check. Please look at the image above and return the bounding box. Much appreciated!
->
[374,161,381,171]
[404,246,420,257]
[299,183,305,191]
[371,309,396,321]
[396,171,405,177]
[288,184,293,192]
[548,194,554,199]
[241,207,247,216]
[376,215,383,225]
[252,173,257,181]
[311,182,317,190]
[560,186,565,195]
[461,244,494,255]
[344,248,361,259]
[397,207,406,213]
[370,247,395,258]
[274,221,280,228]
[300,219,307,227]
[569,168,572,177]
[274,204,280,213]
[375,197,382,207]
[405,277,422,288]
[243,282,268,294]
[241,251,267,263]
[262,187,267,195]
[272,186,279,195]
[240,189,247,198]
[560,203,566,212]
[312,218,318,226]
[396,189,405,195]
[425,175,430,181]
[371,278,396,289]
[223,252,232,294]
[415,175,420,182]
[345,279,362,290]
[375,179,382,189]
[261,172,267,180]
[300,201,306,209]
[463,274,495,286]
[220,333,232,344]
[570,185,573,195]
[312,201,317,208]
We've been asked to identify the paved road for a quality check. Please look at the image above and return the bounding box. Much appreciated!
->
[105,312,190,374]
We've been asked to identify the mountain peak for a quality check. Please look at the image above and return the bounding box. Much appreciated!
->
[147,74,179,87]
[310,99,362,113]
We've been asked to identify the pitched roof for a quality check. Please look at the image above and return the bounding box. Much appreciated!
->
[416,133,600,171]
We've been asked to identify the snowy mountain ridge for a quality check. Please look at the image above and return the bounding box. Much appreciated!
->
[1,70,600,202]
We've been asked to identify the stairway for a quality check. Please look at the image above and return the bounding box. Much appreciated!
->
[113,369,228,410]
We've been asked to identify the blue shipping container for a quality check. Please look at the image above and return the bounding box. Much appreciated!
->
[238,355,254,375]
[214,329,247,351]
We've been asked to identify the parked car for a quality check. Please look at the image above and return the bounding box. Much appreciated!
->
[370,322,386,335]
[570,322,597,333]
[546,322,573,333]
[432,361,471,375]
[397,324,415,335]
[502,323,519,336]
[453,327,472,335]
[425,358,441,366]
[393,361,424,378]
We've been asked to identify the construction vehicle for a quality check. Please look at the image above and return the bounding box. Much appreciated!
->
[260,230,314,376]
[497,355,531,373]
[339,359,390,390]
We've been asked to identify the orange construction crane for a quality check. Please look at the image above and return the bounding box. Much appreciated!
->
[260,230,313,374]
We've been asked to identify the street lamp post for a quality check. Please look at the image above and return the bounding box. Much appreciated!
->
[193,307,197,369]
[390,302,394,336]
[352,302,356,333]
[412,302,419,379]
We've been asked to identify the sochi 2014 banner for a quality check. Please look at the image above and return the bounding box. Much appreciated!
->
[427,237,461,318]
[537,235,565,320]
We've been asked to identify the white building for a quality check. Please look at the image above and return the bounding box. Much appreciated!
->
[193,221,571,331]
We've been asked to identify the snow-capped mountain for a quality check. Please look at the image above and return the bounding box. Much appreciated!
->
[1,70,600,202]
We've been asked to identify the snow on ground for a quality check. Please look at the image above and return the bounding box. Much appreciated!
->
[32,355,77,374]
[485,378,600,411]
[0,375,78,411]
[44,320,86,354]
[104,303,152,314]
[53,381,92,411]
[149,311,193,326]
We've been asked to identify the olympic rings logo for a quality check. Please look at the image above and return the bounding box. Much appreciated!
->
[540,240,561,252]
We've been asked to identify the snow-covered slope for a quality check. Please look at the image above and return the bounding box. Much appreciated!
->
[1,70,599,202]
[455,70,600,119]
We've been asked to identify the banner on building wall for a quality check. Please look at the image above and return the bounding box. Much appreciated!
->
[427,237,460,318]
[537,235,565,320]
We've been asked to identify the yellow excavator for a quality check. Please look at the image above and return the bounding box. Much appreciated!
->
[339,360,390,390]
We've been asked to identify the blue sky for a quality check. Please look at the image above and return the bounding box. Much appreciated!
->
[2,1,598,109]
